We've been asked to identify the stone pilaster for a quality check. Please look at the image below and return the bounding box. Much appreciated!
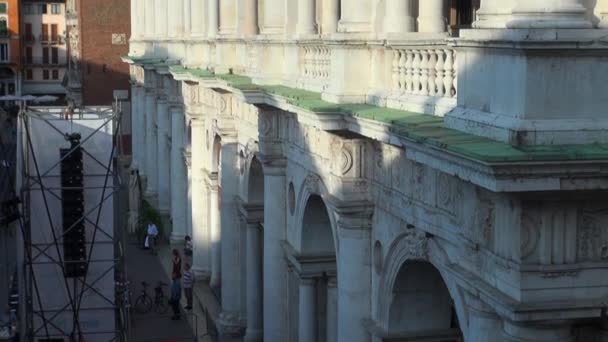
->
[384,0,415,34]
[154,0,168,38]
[418,0,446,33]
[183,0,191,37]
[219,0,237,35]
[167,0,184,37]
[507,0,592,28]
[191,118,211,279]
[170,106,188,243]
[241,0,259,36]
[144,0,155,39]
[137,84,147,178]
[130,83,141,169]
[156,98,171,215]
[338,0,371,33]
[335,203,373,342]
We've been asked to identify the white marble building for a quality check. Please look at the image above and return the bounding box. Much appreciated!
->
[124,0,608,341]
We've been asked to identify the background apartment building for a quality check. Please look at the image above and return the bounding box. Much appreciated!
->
[21,0,67,99]
[0,0,21,99]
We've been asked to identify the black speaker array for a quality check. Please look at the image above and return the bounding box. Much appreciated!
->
[60,140,87,278]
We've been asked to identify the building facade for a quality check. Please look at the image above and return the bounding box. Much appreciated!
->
[0,0,21,98]
[125,0,608,341]
[21,0,67,97]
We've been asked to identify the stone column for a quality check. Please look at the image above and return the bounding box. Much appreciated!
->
[218,140,245,335]
[219,0,237,35]
[338,0,371,33]
[137,0,146,37]
[418,0,446,33]
[145,89,158,199]
[244,221,263,342]
[384,0,415,34]
[137,85,147,178]
[155,0,168,37]
[183,0,192,37]
[131,0,139,39]
[156,99,171,215]
[336,208,372,342]
[297,0,317,35]
[502,321,574,341]
[326,276,337,342]
[262,161,288,341]
[191,119,211,278]
[208,0,219,37]
[262,0,285,34]
[298,278,316,342]
[209,179,221,289]
[130,84,140,169]
[600,0,608,28]
[507,0,591,28]
[242,0,259,36]
[185,148,194,238]
[168,0,184,37]
[144,0,155,38]
[170,107,188,242]
[321,0,339,34]
[473,0,514,28]
[191,0,207,37]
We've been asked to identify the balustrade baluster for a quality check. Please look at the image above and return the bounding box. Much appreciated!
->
[398,50,406,93]
[435,49,445,97]
[324,47,330,78]
[452,51,457,97]
[405,51,413,94]
[427,49,437,96]
[443,49,454,98]
[412,50,421,95]
[392,50,400,92]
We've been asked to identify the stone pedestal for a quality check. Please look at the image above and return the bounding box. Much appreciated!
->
[507,0,592,28]
[473,0,514,28]
[242,0,259,36]
[262,0,285,35]
[298,278,316,342]
[219,0,237,35]
[338,0,371,33]
[502,321,574,341]
[418,0,446,33]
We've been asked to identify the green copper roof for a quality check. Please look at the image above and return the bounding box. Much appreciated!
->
[124,55,165,65]
[169,71,608,163]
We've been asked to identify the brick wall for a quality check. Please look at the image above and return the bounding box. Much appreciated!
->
[78,0,130,106]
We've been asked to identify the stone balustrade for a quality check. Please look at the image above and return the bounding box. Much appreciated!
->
[391,47,457,99]
[300,44,331,91]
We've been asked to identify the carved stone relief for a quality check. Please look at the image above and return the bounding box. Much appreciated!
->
[521,208,541,261]
[578,208,608,262]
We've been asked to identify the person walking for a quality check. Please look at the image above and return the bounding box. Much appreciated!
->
[172,249,182,281]
[182,263,195,310]
[145,223,159,254]
[169,276,182,320]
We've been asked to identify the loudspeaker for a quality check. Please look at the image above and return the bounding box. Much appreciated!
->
[60,138,87,278]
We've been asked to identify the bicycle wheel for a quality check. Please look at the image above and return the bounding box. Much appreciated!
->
[155,296,169,314]
[134,294,153,314]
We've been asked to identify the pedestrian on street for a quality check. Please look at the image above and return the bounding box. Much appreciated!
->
[169,274,182,320]
[145,223,159,254]
[182,263,195,310]
[172,249,182,281]
[183,235,193,257]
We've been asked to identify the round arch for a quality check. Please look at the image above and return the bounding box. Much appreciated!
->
[246,156,264,204]
[377,234,467,338]
[293,174,338,254]
[211,134,222,173]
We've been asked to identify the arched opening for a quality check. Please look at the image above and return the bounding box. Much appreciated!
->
[209,135,222,289]
[447,0,481,36]
[294,194,337,342]
[387,261,463,341]
[247,157,264,204]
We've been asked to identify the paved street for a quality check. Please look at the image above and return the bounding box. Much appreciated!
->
[125,237,197,342]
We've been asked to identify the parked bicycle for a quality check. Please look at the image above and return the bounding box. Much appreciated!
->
[134,281,168,314]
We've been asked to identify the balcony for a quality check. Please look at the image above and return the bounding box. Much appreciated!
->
[25,34,66,45]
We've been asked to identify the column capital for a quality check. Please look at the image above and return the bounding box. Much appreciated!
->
[238,201,264,223]
[333,200,374,231]
[258,155,286,176]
